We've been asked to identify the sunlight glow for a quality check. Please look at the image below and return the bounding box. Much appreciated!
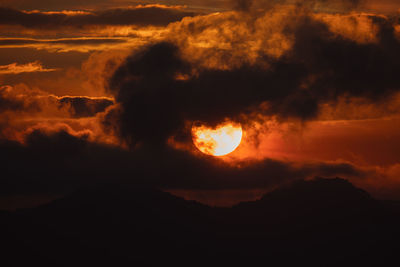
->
[192,122,243,156]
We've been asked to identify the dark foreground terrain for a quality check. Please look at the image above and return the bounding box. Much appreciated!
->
[1,178,400,266]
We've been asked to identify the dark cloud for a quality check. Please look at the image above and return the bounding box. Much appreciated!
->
[105,42,311,146]
[290,16,400,100]
[0,86,113,118]
[0,0,112,10]
[0,6,196,28]
[1,1,399,210]
[0,86,41,113]
[0,129,365,196]
[0,0,372,12]
[233,0,254,11]
[104,12,400,147]
[106,42,191,146]
[58,96,113,118]
[233,0,364,11]
[0,38,129,47]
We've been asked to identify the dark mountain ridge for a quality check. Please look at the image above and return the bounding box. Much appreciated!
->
[2,177,399,266]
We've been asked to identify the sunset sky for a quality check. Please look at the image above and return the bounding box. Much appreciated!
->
[1,0,400,209]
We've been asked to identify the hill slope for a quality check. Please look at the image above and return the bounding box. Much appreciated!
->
[1,178,399,266]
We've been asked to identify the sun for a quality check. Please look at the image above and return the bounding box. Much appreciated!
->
[191,122,243,156]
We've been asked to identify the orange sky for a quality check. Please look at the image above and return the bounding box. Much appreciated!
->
[1,0,400,207]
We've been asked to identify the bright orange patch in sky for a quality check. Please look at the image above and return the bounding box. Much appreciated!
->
[192,122,243,156]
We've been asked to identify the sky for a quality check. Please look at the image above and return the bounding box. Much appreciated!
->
[1,0,400,208]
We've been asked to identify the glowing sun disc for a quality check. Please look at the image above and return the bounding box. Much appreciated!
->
[192,122,243,156]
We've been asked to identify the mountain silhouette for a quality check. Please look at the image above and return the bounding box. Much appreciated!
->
[232,177,381,227]
[1,178,399,267]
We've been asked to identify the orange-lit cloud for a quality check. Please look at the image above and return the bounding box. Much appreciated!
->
[166,8,296,69]
[0,5,196,29]
[313,12,383,44]
[164,6,396,70]
[0,37,138,53]
[0,61,56,74]
[0,84,115,143]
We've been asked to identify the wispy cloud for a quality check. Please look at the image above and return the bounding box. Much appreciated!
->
[0,37,135,52]
[0,61,57,74]
[0,5,196,29]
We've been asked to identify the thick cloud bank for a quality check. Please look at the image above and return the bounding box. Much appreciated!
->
[105,13,400,147]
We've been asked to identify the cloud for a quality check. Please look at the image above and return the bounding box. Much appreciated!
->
[58,96,114,118]
[104,10,400,147]
[0,85,114,141]
[232,0,365,12]
[0,5,196,29]
[0,85,41,113]
[0,61,56,74]
[0,0,113,10]
[0,85,113,116]
[0,37,135,52]
[1,0,400,207]
[0,0,392,14]
[0,37,129,46]
[0,129,367,196]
